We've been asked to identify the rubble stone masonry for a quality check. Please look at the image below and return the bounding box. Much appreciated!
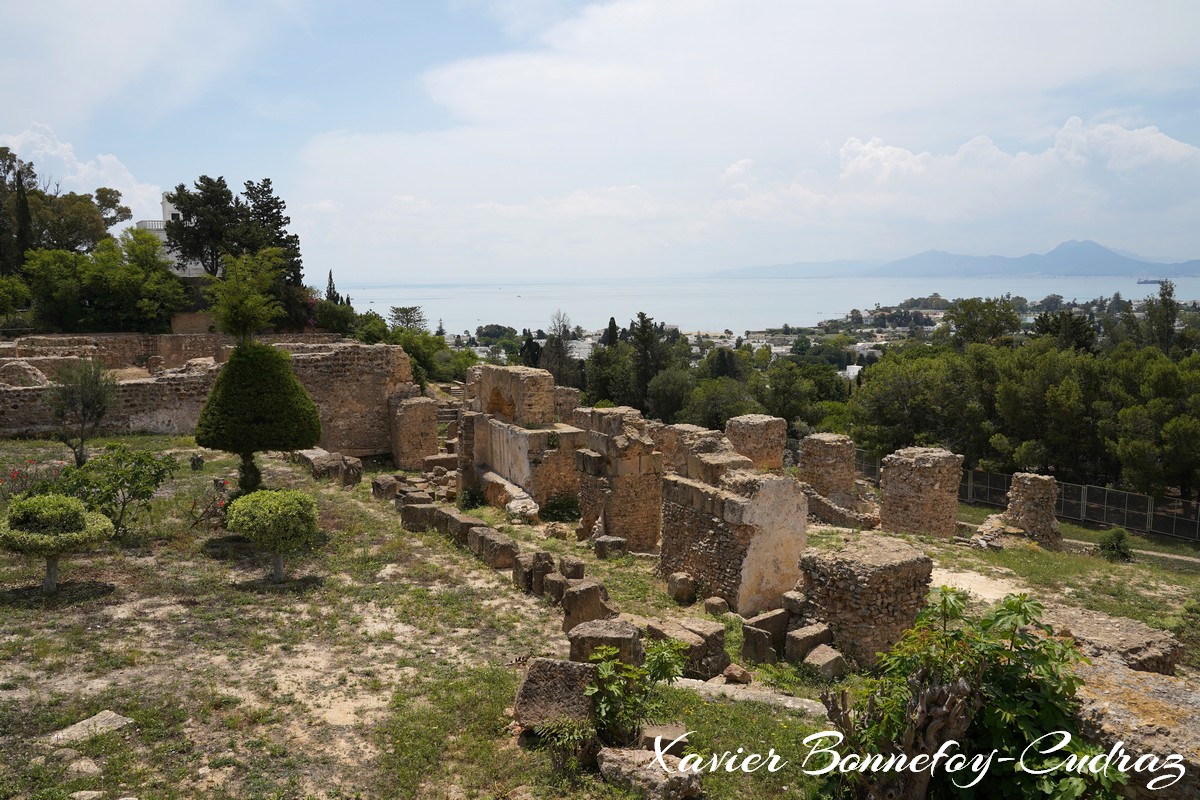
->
[660,470,806,615]
[573,407,663,552]
[797,433,858,502]
[798,535,932,667]
[390,397,439,470]
[1003,472,1061,549]
[879,446,963,537]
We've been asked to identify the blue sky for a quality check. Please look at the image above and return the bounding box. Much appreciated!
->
[2,0,1199,287]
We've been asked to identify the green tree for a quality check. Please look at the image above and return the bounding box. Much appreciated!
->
[584,341,638,407]
[0,494,114,594]
[1142,280,1179,355]
[48,358,117,467]
[194,341,322,493]
[680,377,764,430]
[942,296,1021,349]
[1032,309,1096,351]
[226,489,321,583]
[646,366,694,423]
[388,305,428,332]
[0,274,30,319]
[164,175,240,277]
[207,249,285,343]
[56,444,178,536]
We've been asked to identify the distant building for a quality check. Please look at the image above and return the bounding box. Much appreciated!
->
[134,194,207,278]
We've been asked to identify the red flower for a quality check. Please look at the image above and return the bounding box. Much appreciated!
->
[223,480,229,486]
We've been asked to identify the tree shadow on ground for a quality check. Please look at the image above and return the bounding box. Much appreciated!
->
[200,534,256,561]
[0,581,116,610]
[231,574,324,595]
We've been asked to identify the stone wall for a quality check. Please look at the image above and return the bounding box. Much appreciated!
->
[660,471,806,615]
[879,447,963,537]
[798,482,880,529]
[472,417,584,506]
[6,332,341,370]
[572,407,663,552]
[554,386,581,422]
[798,535,932,666]
[0,342,416,457]
[476,364,555,426]
[391,397,439,470]
[724,414,787,469]
[645,422,753,484]
[797,433,857,502]
[1003,472,1061,549]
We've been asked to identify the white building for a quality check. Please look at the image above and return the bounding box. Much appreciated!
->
[134,194,208,278]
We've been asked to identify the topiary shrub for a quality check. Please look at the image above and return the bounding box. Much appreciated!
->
[0,494,115,593]
[225,489,321,583]
[195,341,321,493]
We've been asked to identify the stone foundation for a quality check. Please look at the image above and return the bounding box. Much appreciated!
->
[879,447,963,537]
[1003,472,1061,549]
[798,535,932,666]
[724,414,787,469]
[660,471,806,615]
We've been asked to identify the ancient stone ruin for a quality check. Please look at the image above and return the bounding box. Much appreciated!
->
[390,397,439,470]
[572,406,663,552]
[659,470,807,615]
[879,446,963,537]
[797,535,932,667]
[797,432,857,503]
[459,365,585,518]
[723,413,787,469]
[1003,471,1061,549]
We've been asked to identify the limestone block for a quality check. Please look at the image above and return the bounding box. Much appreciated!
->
[513,658,597,728]
[594,535,627,559]
[1042,604,1181,675]
[531,551,556,595]
[371,474,401,501]
[744,609,789,653]
[513,553,536,593]
[782,590,808,617]
[722,663,752,684]
[568,619,645,666]
[804,644,849,680]
[477,530,517,569]
[646,618,730,679]
[423,453,460,472]
[558,555,585,580]
[725,414,787,469]
[596,748,702,800]
[389,396,438,470]
[479,365,556,427]
[741,625,778,664]
[639,724,689,757]
[396,490,433,507]
[466,526,491,556]
[703,596,730,616]
[785,623,833,664]
[544,572,568,603]
[562,579,620,632]
[399,503,438,532]
[48,710,134,744]
[667,572,696,604]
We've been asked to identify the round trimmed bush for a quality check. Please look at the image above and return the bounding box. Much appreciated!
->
[0,494,115,593]
[226,489,320,582]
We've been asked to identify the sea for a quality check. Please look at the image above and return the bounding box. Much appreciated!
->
[339,275,1200,336]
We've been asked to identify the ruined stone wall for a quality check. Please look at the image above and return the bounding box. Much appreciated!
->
[798,482,880,529]
[724,414,787,469]
[573,407,664,551]
[799,536,932,666]
[0,342,415,457]
[1004,472,1061,549]
[879,447,963,537]
[8,333,341,370]
[553,386,581,422]
[797,433,857,502]
[645,422,752,485]
[472,417,584,506]
[478,365,555,426]
[390,397,439,470]
[660,471,806,615]
[457,412,480,490]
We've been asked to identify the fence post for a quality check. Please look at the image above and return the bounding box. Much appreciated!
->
[1081,484,1088,523]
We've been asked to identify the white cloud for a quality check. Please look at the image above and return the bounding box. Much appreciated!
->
[0,125,162,224]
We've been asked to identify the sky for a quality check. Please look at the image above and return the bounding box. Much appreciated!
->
[2,0,1199,288]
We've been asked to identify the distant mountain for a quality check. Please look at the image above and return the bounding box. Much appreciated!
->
[716,241,1200,279]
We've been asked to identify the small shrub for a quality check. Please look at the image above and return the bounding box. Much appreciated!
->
[540,495,580,523]
[534,718,597,776]
[456,486,486,511]
[585,639,687,746]
[1098,527,1134,562]
[0,494,115,593]
[226,489,321,583]
[55,444,177,536]
[47,358,117,467]
[0,461,67,505]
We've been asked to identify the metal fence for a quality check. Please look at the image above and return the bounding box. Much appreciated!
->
[854,449,1200,543]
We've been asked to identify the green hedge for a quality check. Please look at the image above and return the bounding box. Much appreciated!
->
[226,489,320,555]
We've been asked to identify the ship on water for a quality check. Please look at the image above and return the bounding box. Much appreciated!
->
[1137,278,1166,285]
